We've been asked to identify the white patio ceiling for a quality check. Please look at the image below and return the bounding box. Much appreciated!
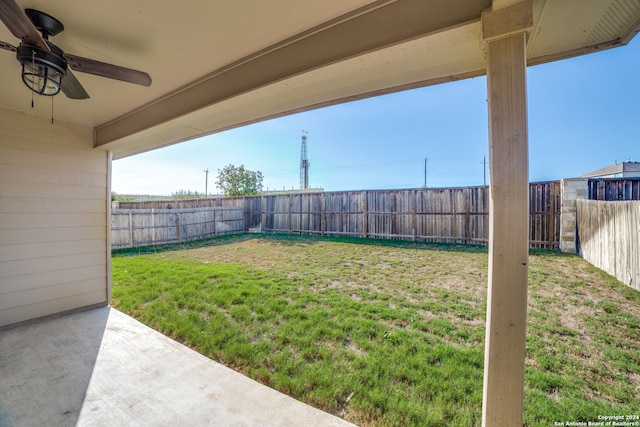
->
[0,0,639,159]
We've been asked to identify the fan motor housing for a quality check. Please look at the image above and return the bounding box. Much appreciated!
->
[25,8,64,37]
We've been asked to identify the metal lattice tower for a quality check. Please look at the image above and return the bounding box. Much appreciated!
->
[300,131,309,189]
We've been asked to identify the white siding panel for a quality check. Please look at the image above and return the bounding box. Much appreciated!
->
[0,163,107,188]
[0,290,107,326]
[0,108,109,327]
[0,252,106,279]
[0,145,106,173]
[0,119,96,154]
[0,226,105,245]
[0,277,105,310]
[0,179,104,200]
[0,212,106,229]
[0,265,106,293]
[0,239,105,262]
[0,196,105,214]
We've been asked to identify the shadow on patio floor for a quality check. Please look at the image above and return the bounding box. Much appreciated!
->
[0,306,354,426]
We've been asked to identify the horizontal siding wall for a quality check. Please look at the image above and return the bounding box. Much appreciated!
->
[0,108,108,327]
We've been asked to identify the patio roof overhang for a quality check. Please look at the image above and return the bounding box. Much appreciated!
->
[2,1,640,425]
[0,0,638,159]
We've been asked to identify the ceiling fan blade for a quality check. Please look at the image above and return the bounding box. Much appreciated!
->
[65,53,152,87]
[0,0,50,51]
[61,68,90,99]
[0,40,16,52]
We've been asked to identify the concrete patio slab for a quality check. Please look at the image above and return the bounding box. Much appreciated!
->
[0,306,356,427]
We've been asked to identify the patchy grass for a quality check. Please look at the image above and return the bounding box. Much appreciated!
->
[111,234,640,426]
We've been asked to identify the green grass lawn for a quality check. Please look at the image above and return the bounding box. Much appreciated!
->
[111,234,640,426]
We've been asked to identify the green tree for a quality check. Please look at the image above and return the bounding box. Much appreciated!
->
[171,189,204,199]
[216,164,264,196]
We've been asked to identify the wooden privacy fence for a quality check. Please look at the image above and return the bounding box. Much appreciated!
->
[588,178,640,201]
[254,188,487,243]
[111,207,244,248]
[577,200,640,291]
[248,182,560,248]
[113,182,560,249]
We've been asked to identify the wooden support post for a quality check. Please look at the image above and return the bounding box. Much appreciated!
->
[482,1,531,425]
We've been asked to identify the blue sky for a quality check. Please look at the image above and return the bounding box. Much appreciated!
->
[112,36,640,196]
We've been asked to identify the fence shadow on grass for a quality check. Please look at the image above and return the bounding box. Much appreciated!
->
[111,231,496,258]
[111,232,583,262]
[111,232,251,256]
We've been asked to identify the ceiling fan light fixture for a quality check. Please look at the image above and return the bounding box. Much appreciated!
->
[16,44,67,96]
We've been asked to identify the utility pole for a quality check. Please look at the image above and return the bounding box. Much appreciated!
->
[424,156,428,188]
[204,168,209,197]
[482,155,487,186]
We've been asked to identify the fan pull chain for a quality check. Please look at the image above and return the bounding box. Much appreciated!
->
[31,50,35,108]
[51,96,54,124]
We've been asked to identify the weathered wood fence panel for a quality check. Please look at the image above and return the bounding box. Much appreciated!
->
[577,200,640,291]
[588,178,640,200]
[251,182,559,248]
[111,207,244,248]
[113,182,560,249]
[529,181,561,249]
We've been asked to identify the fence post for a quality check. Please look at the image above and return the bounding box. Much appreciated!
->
[213,208,217,237]
[128,212,134,248]
[410,189,417,241]
[289,194,293,233]
[549,182,557,249]
[176,213,181,242]
[320,193,326,235]
[361,191,367,238]
[260,196,265,232]
[151,209,156,245]
[465,188,471,245]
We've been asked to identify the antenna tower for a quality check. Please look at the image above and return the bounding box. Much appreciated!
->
[300,131,309,189]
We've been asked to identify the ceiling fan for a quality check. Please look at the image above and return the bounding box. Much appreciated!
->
[0,0,151,99]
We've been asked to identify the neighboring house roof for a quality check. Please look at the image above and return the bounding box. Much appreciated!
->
[581,161,640,178]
